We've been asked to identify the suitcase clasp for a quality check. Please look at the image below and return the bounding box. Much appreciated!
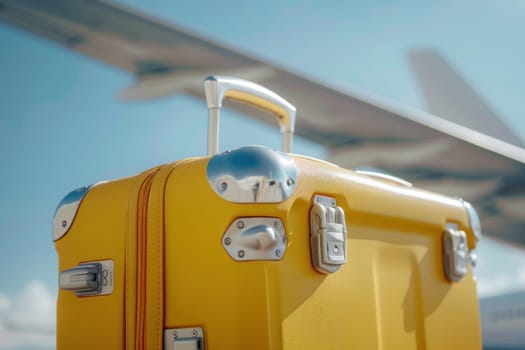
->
[443,224,469,282]
[310,195,347,274]
[59,260,114,296]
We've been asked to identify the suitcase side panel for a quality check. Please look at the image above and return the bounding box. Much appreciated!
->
[164,158,291,349]
[55,177,137,350]
[162,156,481,349]
[294,157,481,350]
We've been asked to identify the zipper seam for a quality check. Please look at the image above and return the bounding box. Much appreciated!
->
[136,172,156,350]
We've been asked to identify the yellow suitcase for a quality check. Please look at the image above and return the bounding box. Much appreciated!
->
[53,76,482,350]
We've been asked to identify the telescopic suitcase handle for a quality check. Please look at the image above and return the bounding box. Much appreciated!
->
[203,76,297,155]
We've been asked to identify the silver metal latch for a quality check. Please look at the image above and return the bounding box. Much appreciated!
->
[164,327,204,350]
[222,217,287,261]
[443,224,469,282]
[310,195,347,274]
[59,260,114,296]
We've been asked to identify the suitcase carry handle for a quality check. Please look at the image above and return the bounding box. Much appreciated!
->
[203,76,297,155]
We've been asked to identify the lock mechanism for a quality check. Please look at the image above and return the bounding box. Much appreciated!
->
[310,195,347,274]
[443,224,469,282]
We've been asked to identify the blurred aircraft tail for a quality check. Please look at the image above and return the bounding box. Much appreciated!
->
[409,49,523,147]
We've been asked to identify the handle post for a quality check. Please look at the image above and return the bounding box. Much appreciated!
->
[207,106,220,156]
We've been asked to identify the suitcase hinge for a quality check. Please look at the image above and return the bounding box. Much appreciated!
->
[310,195,347,274]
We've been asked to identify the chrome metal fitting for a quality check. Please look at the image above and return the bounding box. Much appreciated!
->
[59,260,114,297]
[53,185,93,241]
[443,224,469,282]
[164,327,204,350]
[222,217,287,261]
[207,146,297,203]
[458,199,482,241]
[310,195,347,274]
[53,182,105,241]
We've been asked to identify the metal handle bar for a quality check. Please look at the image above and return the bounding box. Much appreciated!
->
[203,76,296,155]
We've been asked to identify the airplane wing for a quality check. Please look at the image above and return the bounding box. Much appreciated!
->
[1,0,524,246]
[409,50,524,147]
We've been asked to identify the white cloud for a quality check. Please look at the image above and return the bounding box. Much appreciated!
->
[0,280,56,350]
[0,295,9,314]
[0,330,55,350]
[476,273,525,298]
[475,238,525,298]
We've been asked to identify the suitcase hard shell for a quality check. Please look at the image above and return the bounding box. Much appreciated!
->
[53,76,482,349]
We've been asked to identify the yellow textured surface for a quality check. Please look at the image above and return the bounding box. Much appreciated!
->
[55,177,137,350]
[55,153,481,349]
[163,155,480,349]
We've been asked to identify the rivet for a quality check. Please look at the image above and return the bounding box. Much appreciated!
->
[220,182,228,191]
[286,178,294,186]
[224,237,231,245]
[236,221,245,229]
[173,331,178,339]
[275,249,281,257]
[192,329,198,337]
[238,250,245,258]
[61,220,67,228]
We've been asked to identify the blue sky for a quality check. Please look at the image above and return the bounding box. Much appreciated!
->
[0,0,524,348]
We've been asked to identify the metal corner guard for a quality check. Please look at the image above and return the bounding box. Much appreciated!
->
[458,198,482,241]
[207,146,297,203]
[53,184,94,241]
